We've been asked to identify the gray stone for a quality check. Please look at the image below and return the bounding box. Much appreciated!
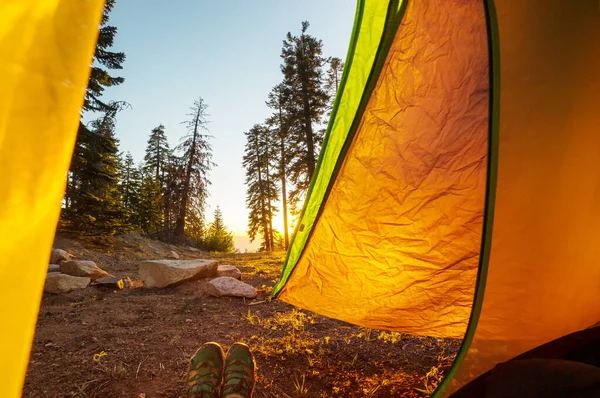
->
[205,277,256,299]
[60,260,113,281]
[216,264,242,280]
[138,259,218,288]
[48,264,61,273]
[50,248,71,264]
[44,273,90,294]
[167,250,180,259]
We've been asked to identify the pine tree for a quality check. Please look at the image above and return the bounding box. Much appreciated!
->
[204,207,235,252]
[162,153,182,237]
[83,0,125,114]
[63,0,126,235]
[64,106,128,234]
[175,97,215,237]
[143,124,172,232]
[266,83,292,249]
[137,171,163,234]
[272,230,286,251]
[324,57,344,114]
[280,21,329,211]
[143,125,170,185]
[185,208,206,247]
[243,124,279,251]
[119,152,142,225]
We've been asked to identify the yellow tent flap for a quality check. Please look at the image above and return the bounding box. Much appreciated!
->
[0,0,105,396]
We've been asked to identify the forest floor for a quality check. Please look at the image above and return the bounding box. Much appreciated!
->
[24,233,460,397]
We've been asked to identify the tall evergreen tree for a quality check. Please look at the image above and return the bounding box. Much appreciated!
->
[83,0,125,113]
[175,97,215,237]
[137,171,163,234]
[119,152,142,224]
[162,153,183,237]
[143,125,170,185]
[324,57,344,113]
[63,0,126,235]
[143,124,173,232]
[204,207,235,252]
[266,83,292,249]
[243,124,279,251]
[280,21,329,210]
[64,106,127,234]
[185,207,206,247]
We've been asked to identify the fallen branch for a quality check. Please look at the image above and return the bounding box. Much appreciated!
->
[135,356,149,379]
[248,300,266,306]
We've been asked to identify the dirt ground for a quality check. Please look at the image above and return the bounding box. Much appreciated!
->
[24,233,460,397]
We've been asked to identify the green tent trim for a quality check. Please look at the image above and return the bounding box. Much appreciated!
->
[272,0,408,297]
[432,0,500,395]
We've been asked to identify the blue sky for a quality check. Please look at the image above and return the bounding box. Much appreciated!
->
[101,1,355,250]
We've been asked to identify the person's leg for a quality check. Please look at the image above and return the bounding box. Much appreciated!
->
[222,342,256,398]
[187,342,224,398]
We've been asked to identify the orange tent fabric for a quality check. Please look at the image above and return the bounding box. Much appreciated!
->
[447,0,600,392]
[274,0,600,394]
[279,0,489,339]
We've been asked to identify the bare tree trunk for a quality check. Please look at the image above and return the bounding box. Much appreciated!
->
[264,146,275,251]
[156,144,160,182]
[301,86,315,177]
[175,114,200,237]
[65,172,72,210]
[298,43,316,178]
[254,135,271,252]
[278,106,290,250]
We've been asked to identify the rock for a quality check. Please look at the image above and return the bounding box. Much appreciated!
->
[216,265,242,280]
[50,248,70,264]
[205,277,256,299]
[44,273,90,294]
[167,250,179,259]
[60,260,113,281]
[48,264,61,273]
[138,259,218,288]
[188,246,200,253]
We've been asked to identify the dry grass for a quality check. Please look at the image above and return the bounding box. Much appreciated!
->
[25,235,461,397]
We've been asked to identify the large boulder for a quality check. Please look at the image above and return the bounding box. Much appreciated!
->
[44,273,90,294]
[167,250,179,259]
[60,260,113,281]
[205,277,256,299]
[216,265,242,280]
[50,248,71,264]
[48,264,61,273]
[138,259,218,288]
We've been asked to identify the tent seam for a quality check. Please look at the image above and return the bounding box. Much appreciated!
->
[272,0,366,296]
[273,0,408,297]
[431,0,500,395]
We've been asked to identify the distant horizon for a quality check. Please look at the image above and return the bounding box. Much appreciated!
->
[98,1,355,244]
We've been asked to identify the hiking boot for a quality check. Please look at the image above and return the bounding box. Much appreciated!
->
[187,342,224,398]
[222,342,256,398]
